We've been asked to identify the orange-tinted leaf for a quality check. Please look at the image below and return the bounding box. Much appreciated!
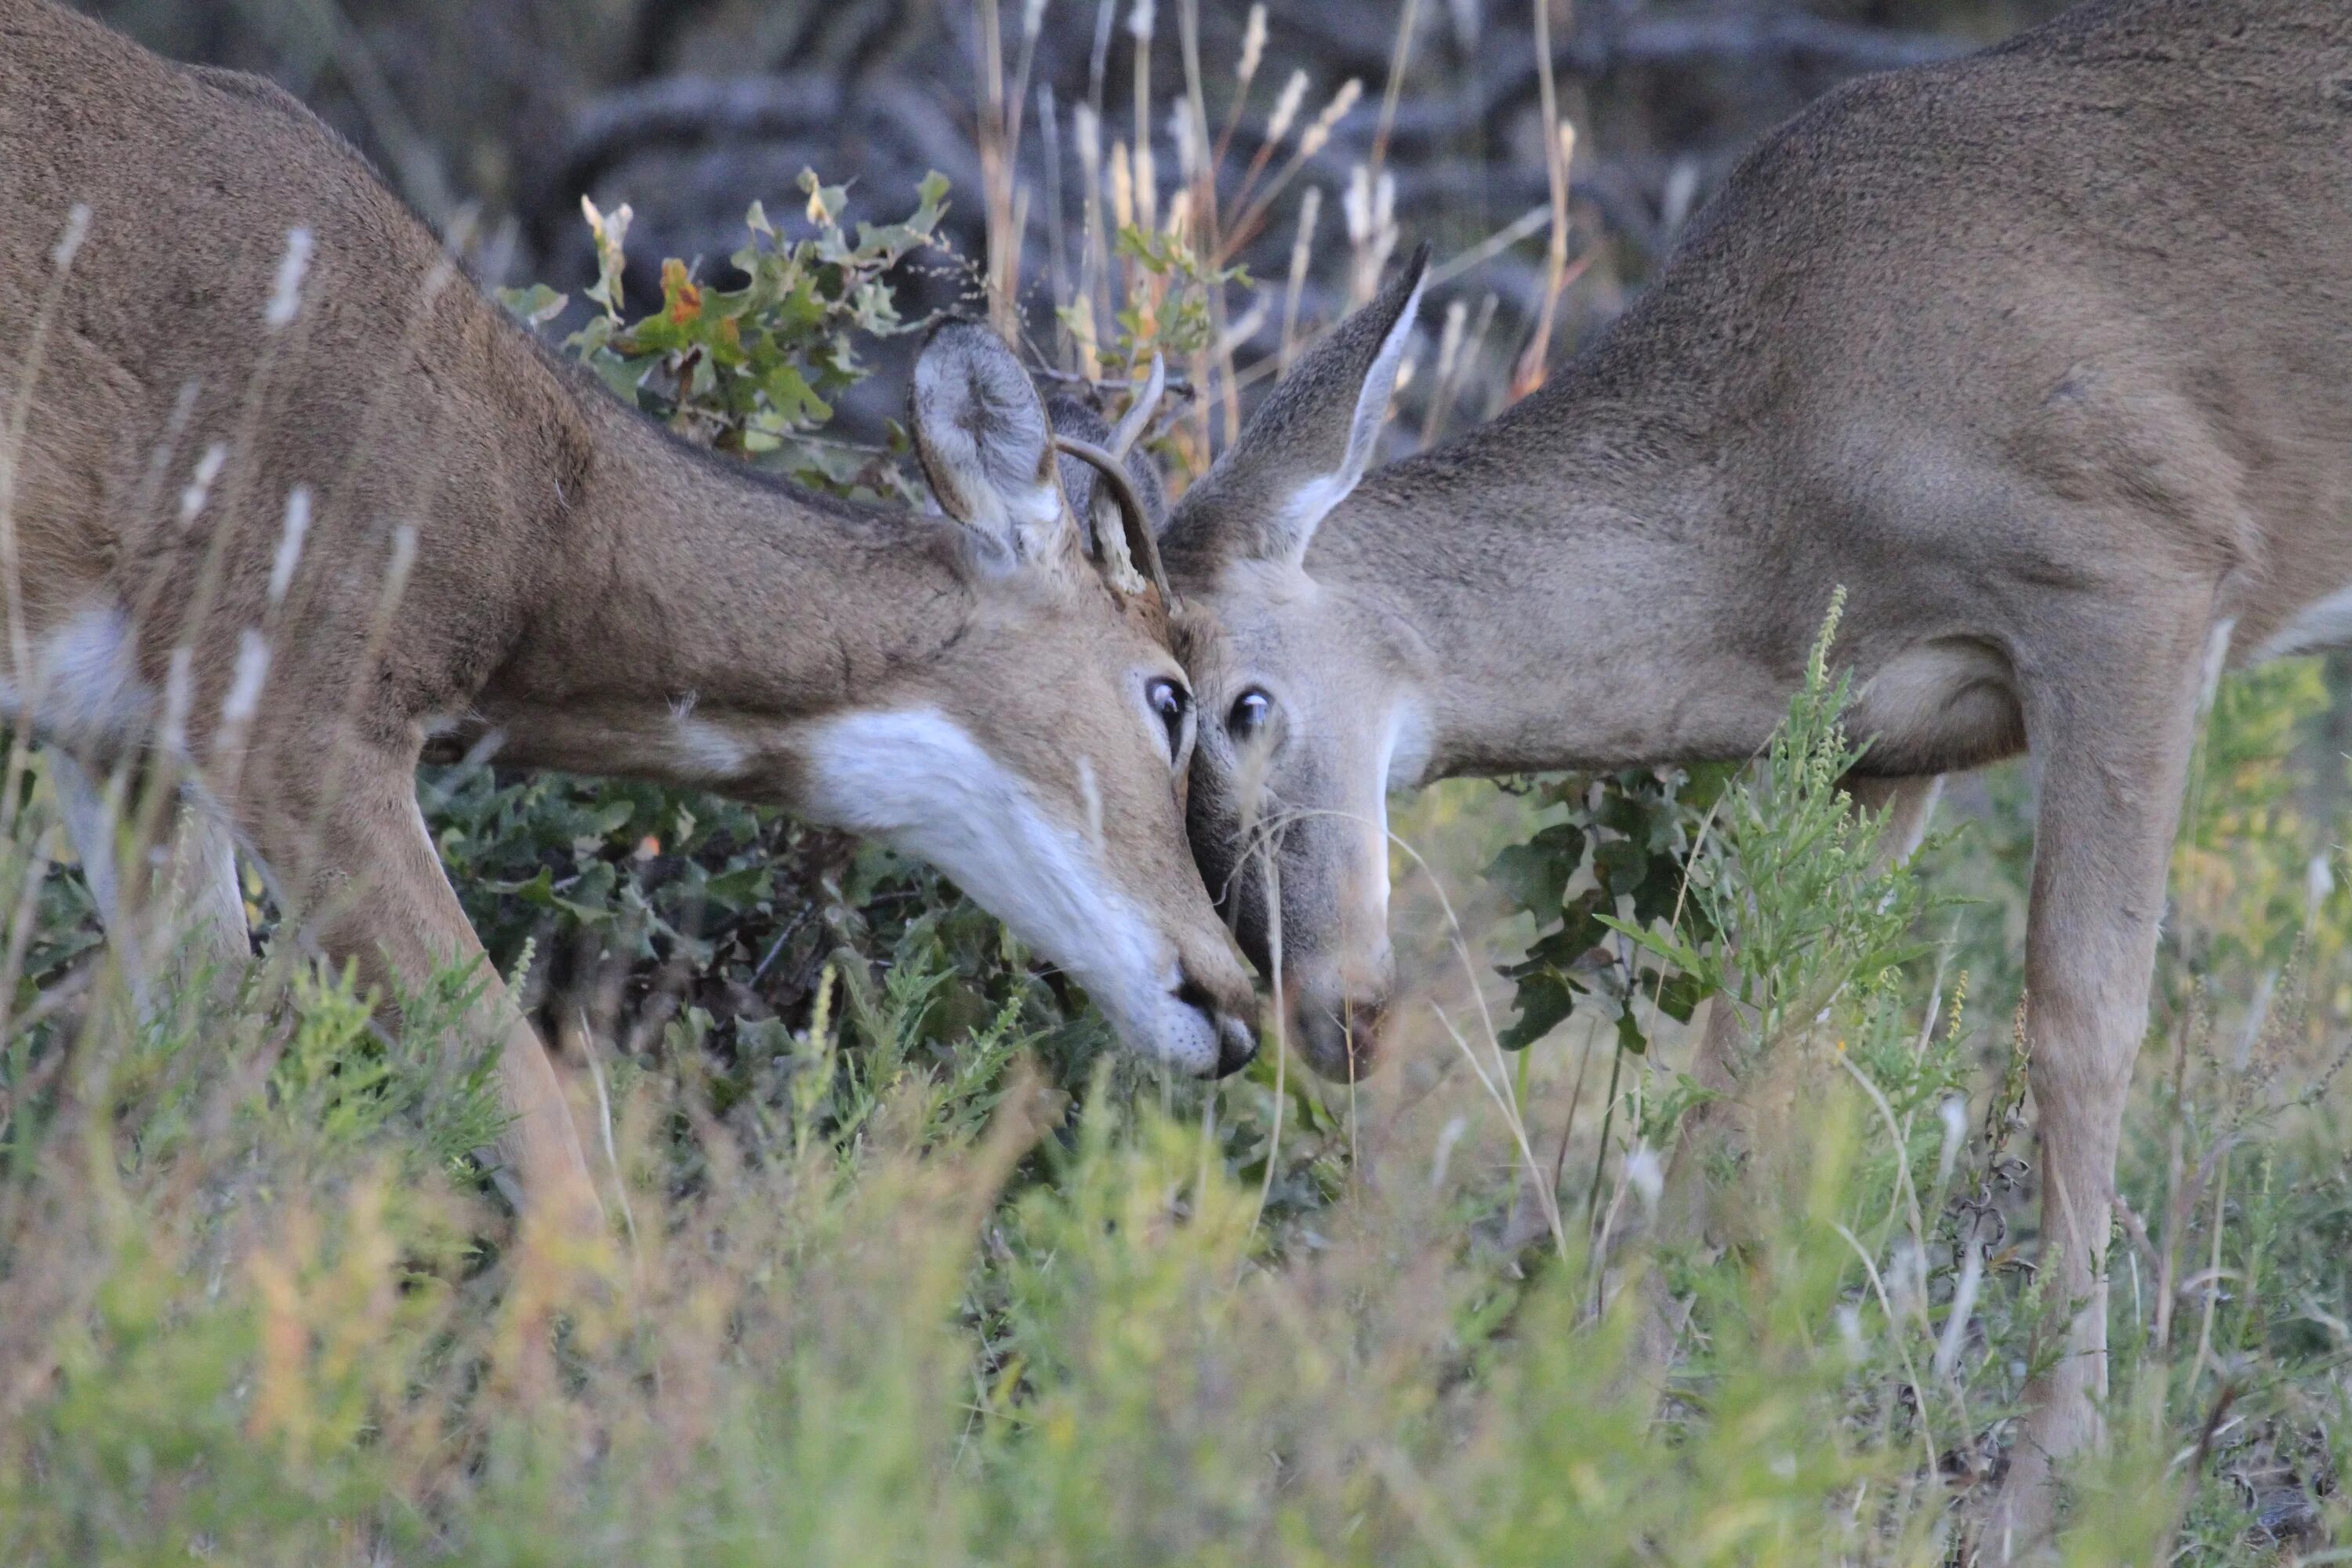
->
[662,258,702,325]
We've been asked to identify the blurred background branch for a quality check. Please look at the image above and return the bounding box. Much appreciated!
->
[78,0,2066,434]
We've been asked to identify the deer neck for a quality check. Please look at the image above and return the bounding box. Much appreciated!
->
[1321,397,1795,782]
[470,382,970,789]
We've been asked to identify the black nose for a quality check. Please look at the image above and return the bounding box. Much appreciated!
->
[1214,1014,1258,1078]
[1177,975,1259,1079]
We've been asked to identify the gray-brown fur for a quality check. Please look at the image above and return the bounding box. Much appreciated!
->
[1169,245,1430,572]
[1163,0,2352,1539]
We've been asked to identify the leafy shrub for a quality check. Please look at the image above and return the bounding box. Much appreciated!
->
[4,27,2350,1563]
[9,590,2348,1563]
[505,171,948,497]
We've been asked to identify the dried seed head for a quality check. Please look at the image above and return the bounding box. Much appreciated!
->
[1265,69,1309,146]
[1343,165,1372,244]
[265,227,314,330]
[50,202,91,270]
[1170,101,1199,183]
[1298,78,1362,160]
[179,443,229,530]
[1237,5,1267,88]
[1110,140,1135,231]
[1288,186,1323,279]
[1936,1094,1969,1185]
[221,628,271,729]
[1133,142,1158,233]
[269,486,312,606]
[158,645,194,756]
[1069,296,1102,381]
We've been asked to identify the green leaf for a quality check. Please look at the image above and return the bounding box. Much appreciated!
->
[1653,966,1713,1024]
[495,282,568,327]
[761,363,832,429]
[1498,968,1582,1051]
[1485,826,1581,918]
[1593,913,1707,979]
[1615,1003,1649,1056]
[1592,837,1650,899]
[704,864,771,907]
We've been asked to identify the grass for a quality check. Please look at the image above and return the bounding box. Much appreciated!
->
[2,620,2350,1565]
[4,5,2348,1563]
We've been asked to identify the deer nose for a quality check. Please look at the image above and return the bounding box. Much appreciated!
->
[1176,971,1260,1078]
[1291,990,1387,1082]
[1214,1011,1258,1077]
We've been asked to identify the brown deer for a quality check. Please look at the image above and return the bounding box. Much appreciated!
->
[0,0,1257,1233]
[1156,0,2352,1542]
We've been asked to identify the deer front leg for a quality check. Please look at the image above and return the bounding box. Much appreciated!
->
[1994,618,2208,1556]
[250,750,602,1232]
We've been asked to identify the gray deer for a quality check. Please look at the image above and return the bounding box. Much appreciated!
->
[1160,0,2352,1544]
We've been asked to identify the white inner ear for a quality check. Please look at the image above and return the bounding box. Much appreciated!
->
[990,476,1069,566]
[1272,274,1427,560]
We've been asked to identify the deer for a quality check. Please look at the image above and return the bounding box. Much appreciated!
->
[1144,0,2352,1544]
[0,0,1258,1236]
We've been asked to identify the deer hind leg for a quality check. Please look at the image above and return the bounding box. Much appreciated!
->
[248,747,602,1232]
[1991,611,2209,1558]
[49,750,250,1010]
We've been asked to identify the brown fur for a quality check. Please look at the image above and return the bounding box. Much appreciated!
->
[1,0,1254,1225]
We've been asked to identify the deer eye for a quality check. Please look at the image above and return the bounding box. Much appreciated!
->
[1147,677,1192,763]
[1229,688,1272,743]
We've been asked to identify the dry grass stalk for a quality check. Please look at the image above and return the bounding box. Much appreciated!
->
[1511,0,1579,397]
[1280,185,1323,374]
[974,0,1018,335]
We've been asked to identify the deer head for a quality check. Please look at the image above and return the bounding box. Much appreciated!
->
[1156,250,1429,1081]
[887,322,1258,1076]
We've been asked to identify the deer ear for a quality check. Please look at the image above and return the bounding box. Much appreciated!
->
[910,321,1075,568]
[1166,242,1427,568]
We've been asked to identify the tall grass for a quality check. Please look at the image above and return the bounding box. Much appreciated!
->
[3,5,2349,1563]
[4,611,2349,1562]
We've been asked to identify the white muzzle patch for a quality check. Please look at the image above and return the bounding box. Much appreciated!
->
[798,706,1220,1074]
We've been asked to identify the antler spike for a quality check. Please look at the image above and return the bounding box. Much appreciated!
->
[1054,433,1176,607]
[1108,353,1167,460]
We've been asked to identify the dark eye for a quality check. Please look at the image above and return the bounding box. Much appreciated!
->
[1147,677,1192,760]
[1229,688,1272,742]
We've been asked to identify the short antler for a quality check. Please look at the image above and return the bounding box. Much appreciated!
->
[1108,353,1168,460]
[1054,432,1175,606]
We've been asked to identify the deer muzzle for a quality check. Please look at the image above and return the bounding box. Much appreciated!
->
[1288,985,1388,1082]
